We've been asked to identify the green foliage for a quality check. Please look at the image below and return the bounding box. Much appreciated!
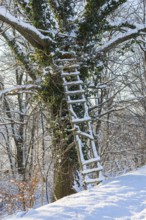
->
[18,0,31,14]
[30,0,55,30]
[78,0,127,45]
[30,49,53,67]
[49,0,76,31]
[39,74,64,114]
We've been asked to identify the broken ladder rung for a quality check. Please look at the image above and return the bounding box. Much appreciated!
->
[72,117,91,123]
[76,131,94,140]
[82,166,103,175]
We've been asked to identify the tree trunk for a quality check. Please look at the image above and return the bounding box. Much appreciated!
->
[51,107,78,200]
[53,150,77,200]
[41,73,79,200]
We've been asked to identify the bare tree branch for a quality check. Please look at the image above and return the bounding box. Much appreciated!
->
[0,84,39,97]
[94,24,146,55]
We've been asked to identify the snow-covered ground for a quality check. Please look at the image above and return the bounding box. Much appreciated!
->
[5,166,146,220]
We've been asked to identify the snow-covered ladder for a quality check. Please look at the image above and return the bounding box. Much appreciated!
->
[56,52,104,188]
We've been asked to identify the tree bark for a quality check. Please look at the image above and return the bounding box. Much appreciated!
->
[42,73,79,200]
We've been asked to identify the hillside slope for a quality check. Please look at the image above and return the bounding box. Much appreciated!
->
[7,166,146,220]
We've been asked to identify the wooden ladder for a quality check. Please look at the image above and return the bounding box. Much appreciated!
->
[56,51,104,188]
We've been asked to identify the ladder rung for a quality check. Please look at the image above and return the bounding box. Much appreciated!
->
[66,90,85,95]
[64,80,83,86]
[82,157,100,165]
[59,51,76,56]
[61,71,80,76]
[76,131,94,140]
[56,58,76,62]
[68,99,86,104]
[64,64,79,68]
[82,167,103,175]
[72,117,91,123]
[85,176,104,184]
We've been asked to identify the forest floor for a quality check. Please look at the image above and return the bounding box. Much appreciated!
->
[5,165,146,220]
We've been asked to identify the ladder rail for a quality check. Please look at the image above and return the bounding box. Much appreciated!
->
[56,53,104,188]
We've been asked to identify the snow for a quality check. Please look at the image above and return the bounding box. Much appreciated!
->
[0,85,39,97]
[23,0,29,3]
[0,6,55,46]
[5,165,146,220]
[95,24,146,54]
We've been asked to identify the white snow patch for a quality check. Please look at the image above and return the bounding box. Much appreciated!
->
[0,7,54,43]
[95,23,146,53]
[5,165,146,220]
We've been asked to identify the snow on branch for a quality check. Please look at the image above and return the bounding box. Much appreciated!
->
[0,120,25,126]
[115,95,146,103]
[0,84,39,97]
[0,6,55,48]
[94,107,126,119]
[94,24,146,55]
